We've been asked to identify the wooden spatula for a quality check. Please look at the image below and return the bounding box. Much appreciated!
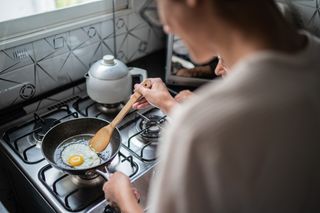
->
[89,79,152,152]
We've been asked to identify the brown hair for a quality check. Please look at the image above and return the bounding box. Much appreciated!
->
[209,0,286,33]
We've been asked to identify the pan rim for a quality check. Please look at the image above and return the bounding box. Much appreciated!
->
[41,117,121,173]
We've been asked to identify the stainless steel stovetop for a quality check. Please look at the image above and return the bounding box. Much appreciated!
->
[0,83,165,213]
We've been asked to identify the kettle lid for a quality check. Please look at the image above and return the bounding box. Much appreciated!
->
[88,55,128,80]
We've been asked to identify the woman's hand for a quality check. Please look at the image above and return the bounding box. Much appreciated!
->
[133,78,177,114]
[103,172,142,213]
[174,90,193,103]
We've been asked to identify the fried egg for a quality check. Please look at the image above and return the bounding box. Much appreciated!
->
[61,143,100,169]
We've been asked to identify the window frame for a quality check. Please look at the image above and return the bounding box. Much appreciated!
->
[0,0,130,49]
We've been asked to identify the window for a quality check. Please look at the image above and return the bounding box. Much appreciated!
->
[0,0,129,42]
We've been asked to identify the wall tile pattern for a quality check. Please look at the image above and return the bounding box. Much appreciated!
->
[0,0,164,110]
[280,0,320,35]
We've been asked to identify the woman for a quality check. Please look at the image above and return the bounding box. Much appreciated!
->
[104,0,320,212]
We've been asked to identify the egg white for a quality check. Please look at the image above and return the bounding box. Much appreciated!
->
[61,143,100,169]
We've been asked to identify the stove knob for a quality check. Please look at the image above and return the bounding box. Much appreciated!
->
[104,204,120,213]
[104,205,114,213]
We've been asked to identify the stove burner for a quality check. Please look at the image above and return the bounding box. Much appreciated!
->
[96,103,123,114]
[33,118,60,143]
[107,154,137,177]
[107,154,121,172]
[136,115,163,141]
[70,175,104,187]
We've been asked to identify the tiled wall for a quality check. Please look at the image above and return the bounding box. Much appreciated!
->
[0,0,164,111]
[279,0,320,36]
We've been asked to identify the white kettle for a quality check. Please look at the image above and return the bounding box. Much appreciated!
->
[85,55,147,104]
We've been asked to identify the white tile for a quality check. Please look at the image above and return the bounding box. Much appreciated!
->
[132,0,149,12]
[291,0,320,35]
[68,26,99,50]
[36,51,90,93]
[59,53,88,82]
[73,41,101,69]
[24,84,86,113]
[147,27,165,53]
[33,39,56,62]
[127,27,150,61]
[54,36,64,49]
[115,34,128,63]
[35,61,62,95]
[0,50,17,74]
[115,15,128,36]
[37,52,69,80]
[68,28,88,49]
[294,3,317,21]
[292,0,317,8]
[45,33,69,56]
[138,0,161,28]
[102,37,116,58]
[0,64,35,110]
[102,34,128,62]
[82,23,101,43]
[128,12,148,31]
[3,43,34,73]
[100,19,114,39]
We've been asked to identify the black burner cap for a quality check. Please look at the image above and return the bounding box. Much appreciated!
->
[138,115,162,139]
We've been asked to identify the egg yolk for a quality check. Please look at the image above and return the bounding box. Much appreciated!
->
[68,155,84,167]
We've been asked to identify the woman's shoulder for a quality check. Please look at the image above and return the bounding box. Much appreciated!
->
[167,81,252,144]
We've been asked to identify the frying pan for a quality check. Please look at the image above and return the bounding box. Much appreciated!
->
[41,118,121,177]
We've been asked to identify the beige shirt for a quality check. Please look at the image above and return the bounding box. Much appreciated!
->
[148,32,320,213]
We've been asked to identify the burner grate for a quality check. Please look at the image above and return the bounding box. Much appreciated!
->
[124,111,167,162]
[38,151,139,212]
[2,105,79,164]
[72,96,143,129]
[72,96,96,117]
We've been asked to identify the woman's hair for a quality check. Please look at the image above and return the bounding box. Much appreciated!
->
[208,0,285,33]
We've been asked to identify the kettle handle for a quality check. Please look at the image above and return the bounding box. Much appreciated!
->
[128,67,147,81]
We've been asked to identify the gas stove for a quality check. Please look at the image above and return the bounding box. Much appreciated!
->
[0,83,166,213]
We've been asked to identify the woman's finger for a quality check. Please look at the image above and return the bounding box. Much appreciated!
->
[133,99,149,108]
[135,102,151,109]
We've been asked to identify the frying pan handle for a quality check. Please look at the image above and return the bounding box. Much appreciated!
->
[96,167,121,213]
[96,167,111,180]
